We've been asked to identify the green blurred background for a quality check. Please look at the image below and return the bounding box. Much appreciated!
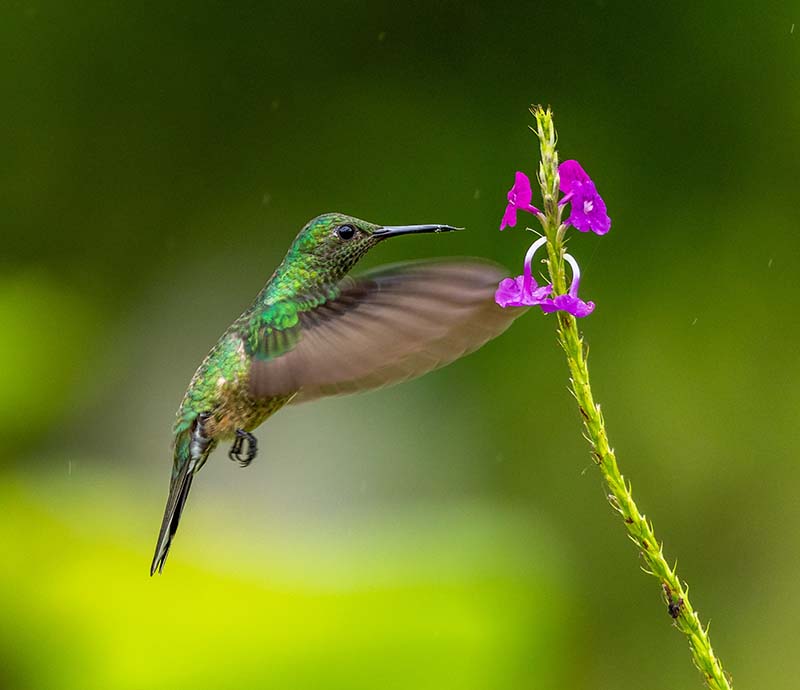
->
[2,2,799,688]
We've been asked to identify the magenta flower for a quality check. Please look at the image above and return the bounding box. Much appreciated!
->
[495,237,552,307]
[558,160,611,235]
[495,275,552,307]
[539,254,595,318]
[500,172,542,231]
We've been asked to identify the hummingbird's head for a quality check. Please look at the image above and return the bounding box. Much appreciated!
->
[292,212,461,279]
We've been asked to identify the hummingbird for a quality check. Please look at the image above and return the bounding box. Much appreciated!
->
[151,212,524,575]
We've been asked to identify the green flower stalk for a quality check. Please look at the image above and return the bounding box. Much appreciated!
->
[496,106,732,690]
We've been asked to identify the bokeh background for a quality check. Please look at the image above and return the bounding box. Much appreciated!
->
[2,2,799,688]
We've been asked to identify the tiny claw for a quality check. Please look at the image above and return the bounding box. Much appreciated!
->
[228,429,257,467]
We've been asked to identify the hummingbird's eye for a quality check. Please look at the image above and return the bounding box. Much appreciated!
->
[335,224,356,241]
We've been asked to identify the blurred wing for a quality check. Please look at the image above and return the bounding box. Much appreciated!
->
[248,259,525,403]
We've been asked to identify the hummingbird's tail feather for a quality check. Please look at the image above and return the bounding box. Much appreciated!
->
[150,445,197,576]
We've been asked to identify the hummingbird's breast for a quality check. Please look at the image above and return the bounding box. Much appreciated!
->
[207,384,292,440]
[176,331,292,441]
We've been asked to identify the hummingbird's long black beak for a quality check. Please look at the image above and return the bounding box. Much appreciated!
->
[372,224,463,239]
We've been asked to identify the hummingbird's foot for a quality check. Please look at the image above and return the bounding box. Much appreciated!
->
[228,429,257,467]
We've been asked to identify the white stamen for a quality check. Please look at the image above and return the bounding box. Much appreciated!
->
[583,199,594,214]
[523,236,549,276]
[522,236,549,292]
[564,253,582,295]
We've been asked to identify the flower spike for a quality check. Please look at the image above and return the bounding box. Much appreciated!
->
[500,171,542,231]
[491,108,731,688]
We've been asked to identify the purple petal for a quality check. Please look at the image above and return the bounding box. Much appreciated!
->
[499,171,542,230]
[538,300,558,314]
[558,160,611,235]
[508,171,533,208]
[585,193,610,235]
[499,203,517,231]
[495,277,524,307]
[562,182,611,235]
[526,283,553,305]
[539,294,595,318]
[556,294,595,317]
[558,160,592,194]
[495,275,552,308]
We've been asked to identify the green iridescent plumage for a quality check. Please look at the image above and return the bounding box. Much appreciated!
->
[151,212,525,575]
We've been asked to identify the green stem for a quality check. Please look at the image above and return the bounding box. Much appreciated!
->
[531,105,732,690]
